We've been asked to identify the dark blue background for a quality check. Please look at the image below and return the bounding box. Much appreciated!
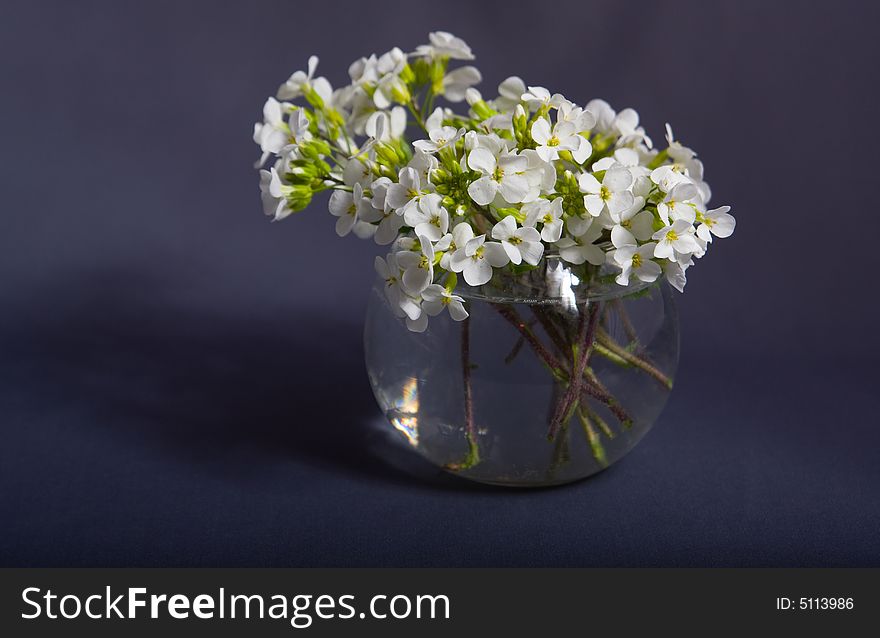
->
[2,1,878,566]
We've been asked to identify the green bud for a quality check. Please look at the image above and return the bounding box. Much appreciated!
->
[284,184,313,213]
[496,207,526,223]
[429,58,448,94]
[399,63,415,84]
[411,58,431,85]
[375,142,400,166]
[384,76,410,104]
[304,85,325,110]
[470,98,494,121]
[647,148,669,170]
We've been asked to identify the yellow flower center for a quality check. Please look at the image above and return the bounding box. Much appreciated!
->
[600,185,611,201]
[492,166,505,182]
[632,253,642,268]
[666,230,678,241]
[547,135,560,147]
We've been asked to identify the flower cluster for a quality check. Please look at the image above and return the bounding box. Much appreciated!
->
[254,32,734,332]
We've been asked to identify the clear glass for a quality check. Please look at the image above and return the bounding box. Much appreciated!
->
[364,257,680,487]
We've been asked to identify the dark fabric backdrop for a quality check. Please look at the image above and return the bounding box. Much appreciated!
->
[1,0,878,566]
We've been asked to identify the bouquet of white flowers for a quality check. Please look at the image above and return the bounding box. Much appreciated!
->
[253,32,735,480]
[254,31,733,333]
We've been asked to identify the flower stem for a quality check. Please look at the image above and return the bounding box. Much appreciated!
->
[581,374,633,429]
[596,328,673,390]
[530,306,572,360]
[446,315,479,471]
[547,301,601,441]
[492,304,567,381]
[610,298,640,347]
[549,421,571,477]
[585,404,615,439]
[577,406,608,466]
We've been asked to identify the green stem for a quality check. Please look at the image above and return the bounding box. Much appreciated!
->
[446,316,479,471]
[610,299,640,347]
[578,406,608,466]
[585,405,615,440]
[596,329,673,390]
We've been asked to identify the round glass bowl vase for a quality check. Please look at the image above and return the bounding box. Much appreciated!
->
[364,258,679,487]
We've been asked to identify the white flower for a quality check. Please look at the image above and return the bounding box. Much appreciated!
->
[277,56,332,104]
[329,183,376,237]
[520,149,557,202]
[491,216,544,266]
[253,98,288,164]
[413,126,462,154]
[556,223,605,266]
[396,234,435,294]
[406,150,438,188]
[369,177,405,245]
[696,205,736,242]
[578,167,634,217]
[591,148,646,175]
[531,116,591,163]
[585,99,617,133]
[440,66,482,102]
[494,76,526,111]
[557,99,597,133]
[436,222,474,271]
[404,193,449,242]
[652,220,700,261]
[422,284,468,321]
[611,243,662,286]
[650,164,688,193]
[523,198,564,243]
[450,234,509,286]
[612,108,651,147]
[664,124,696,163]
[348,54,380,86]
[657,181,699,224]
[375,253,429,331]
[415,31,475,60]
[365,107,406,142]
[259,165,294,221]
[610,198,654,248]
[466,143,530,206]
[377,47,407,75]
[343,157,373,189]
[374,73,409,109]
[664,260,689,292]
[375,253,405,307]
[386,167,426,215]
[405,310,429,333]
[521,86,563,111]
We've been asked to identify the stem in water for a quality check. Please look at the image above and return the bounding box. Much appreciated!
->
[446,316,480,471]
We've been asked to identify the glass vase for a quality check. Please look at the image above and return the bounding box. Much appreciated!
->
[363,257,679,487]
